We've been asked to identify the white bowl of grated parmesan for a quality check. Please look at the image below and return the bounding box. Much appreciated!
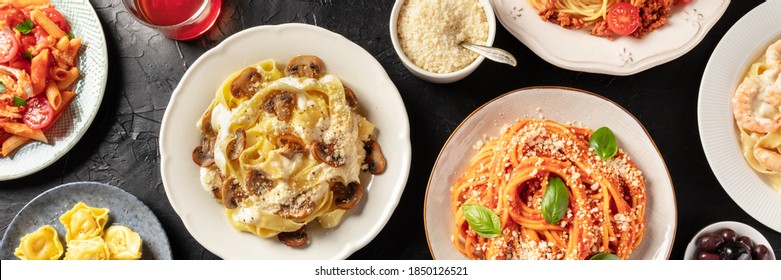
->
[390,0,496,84]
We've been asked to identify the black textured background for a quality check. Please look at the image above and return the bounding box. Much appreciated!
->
[1,0,779,260]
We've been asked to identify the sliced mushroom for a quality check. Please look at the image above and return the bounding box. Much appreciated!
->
[262,90,297,122]
[278,134,305,159]
[278,198,315,220]
[343,86,358,109]
[226,128,246,160]
[311,141,344,167]
[230,67,261,99]
[221,178,245,209]
[278,227,308,248]
[245,169,273,196]
[363,140,386,174]
[285,55,325,78]
[331,181,363,210]
[197,106,214,135]
[192,136,216,167]
[207,169,224,201]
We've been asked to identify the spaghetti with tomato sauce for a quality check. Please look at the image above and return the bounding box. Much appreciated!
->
[0,0,81,157]
[527,0,692,39]
[451,119,647,260]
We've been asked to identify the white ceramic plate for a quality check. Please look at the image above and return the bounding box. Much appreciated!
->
[698,0,781,233]
[0,0,108,180]
[425,87,677,259]
[0,182,171,260]
[159,23,411,259]
[684,221,776,260]
[491,0,729,76]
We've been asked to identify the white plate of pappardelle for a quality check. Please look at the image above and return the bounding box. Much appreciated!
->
[159,23,411,259]
[0,0,108,181]
[425,87,677,260]
[491,0,729,75]
[698,0,781,233]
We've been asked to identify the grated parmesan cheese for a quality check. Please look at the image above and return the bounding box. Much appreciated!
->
[397,0,488,73]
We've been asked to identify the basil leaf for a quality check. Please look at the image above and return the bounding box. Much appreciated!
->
[462,204,502,238]
[21,51,32,60]
[66,31,75,39]
[590,252,621,260]
[0,81,5,93]
[589,126,617,160]
[13,95,27,107]
[541,176,569,225]
[16,19,33,34]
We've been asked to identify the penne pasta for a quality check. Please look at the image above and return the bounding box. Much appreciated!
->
[0,1,79,157]
[54,67,78,90]
[44,82,61,110]
[0,122,46,143]
[31,8,66,39]
[30,49,49,96]
[2,135,31,157]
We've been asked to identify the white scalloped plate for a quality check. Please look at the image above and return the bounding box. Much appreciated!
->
[159,23,411,259]
[0,0,108,181]
[698,0,781,233]
[491,0,729,76]
[425,87,677,259]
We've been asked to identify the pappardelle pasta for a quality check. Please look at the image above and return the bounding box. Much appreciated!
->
[0,0,81,157]
[192,55,386,247]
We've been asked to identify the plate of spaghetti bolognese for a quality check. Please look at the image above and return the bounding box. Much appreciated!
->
[491,0,729,75]
[424,87,676,259]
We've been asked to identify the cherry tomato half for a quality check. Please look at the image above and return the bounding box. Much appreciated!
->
[40,8,70,33]
[23,97,55,130]
[606,2,641,36]
[0,30,19,63]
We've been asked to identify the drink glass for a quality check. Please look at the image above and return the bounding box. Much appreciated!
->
[121,0,222,40]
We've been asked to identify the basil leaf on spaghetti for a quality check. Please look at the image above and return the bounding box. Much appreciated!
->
[589,126,617,160]
[541,176,569,224]
[590,252,621,260]
[462,204,502,238]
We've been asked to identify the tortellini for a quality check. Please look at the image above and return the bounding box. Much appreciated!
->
[103,225,142,260]
[63,237,110,260]
[59,202,109,242]
[15,202,145,260]
[14,225,64,260]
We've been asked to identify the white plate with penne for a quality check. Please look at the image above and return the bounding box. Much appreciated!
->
[0,0,108,180]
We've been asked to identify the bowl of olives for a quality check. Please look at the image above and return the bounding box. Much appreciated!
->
[685,221,775,260]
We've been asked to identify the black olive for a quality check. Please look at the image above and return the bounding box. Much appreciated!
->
[696,233,724,253]
[752,244,770,260]
[718,241,752,260]
[698,251,720,260]
[737,236,753,249]
[720,228,737,242]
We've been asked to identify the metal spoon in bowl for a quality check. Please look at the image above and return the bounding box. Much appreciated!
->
[460,42,517,67]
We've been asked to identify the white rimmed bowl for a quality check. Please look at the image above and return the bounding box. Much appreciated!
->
[684,221,776,260]
[389,0,496,83]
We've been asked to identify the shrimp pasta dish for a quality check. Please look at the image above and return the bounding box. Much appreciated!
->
[451,119,646,259]
[732,39,781,192]
[0,0,81,157]
[192,55,386,247]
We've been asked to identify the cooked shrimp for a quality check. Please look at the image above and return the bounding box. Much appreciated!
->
[733,77,781,133]
[754,148,781,172]
[766,40,781,65]
[0,65,33,99]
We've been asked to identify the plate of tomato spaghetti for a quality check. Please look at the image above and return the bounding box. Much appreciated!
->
[0,0,107,181]
[425,87,676,259]
[491,0,729,75]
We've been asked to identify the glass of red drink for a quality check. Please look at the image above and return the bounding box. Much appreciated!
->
[122,0,222,40]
